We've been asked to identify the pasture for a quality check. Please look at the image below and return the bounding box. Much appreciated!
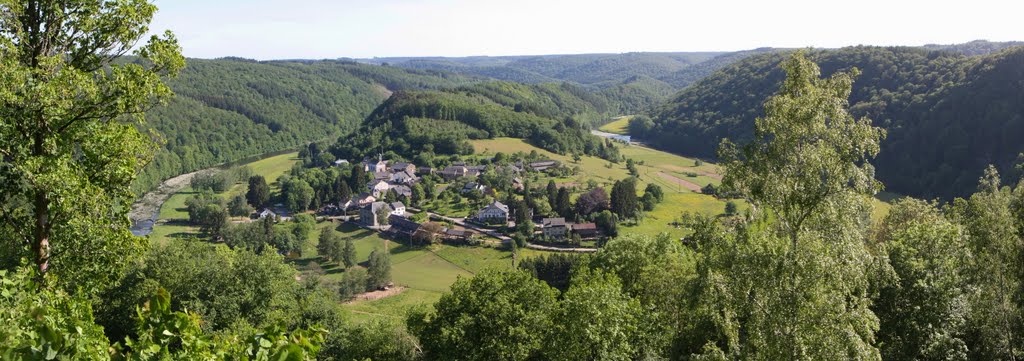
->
[598,116,632,135]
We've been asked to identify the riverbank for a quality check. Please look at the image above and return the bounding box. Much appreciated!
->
[129,168,215,236]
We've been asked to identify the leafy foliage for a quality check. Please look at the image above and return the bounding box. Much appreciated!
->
[0,0,182,293]
[409,269,558,361]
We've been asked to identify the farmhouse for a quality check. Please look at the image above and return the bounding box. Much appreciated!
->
[360,202,393,227]
[542,217,569,239]
[571,223,601,239]
[257,209,277,219]
[390,162,416,175]
[390,202,406,216]
[461,182,488,194]
[466,165,487,177]
[387,214,420,238]
[368,180,390,196]
[529,160,560,172]
[475,201,510,223]
[443,228,473,242]
[354,193,376,207]
[439,165,469,180]
[390,170,417,184]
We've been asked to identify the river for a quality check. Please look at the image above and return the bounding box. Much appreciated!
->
[129,148,301,236]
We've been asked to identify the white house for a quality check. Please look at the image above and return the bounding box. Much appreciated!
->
[390,202,406,216]
[475,201,510,223]
[257,209,277,219]
[369,180,391,196]
[461,182,487,194]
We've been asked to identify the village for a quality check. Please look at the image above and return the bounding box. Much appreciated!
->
[320,156,607,251]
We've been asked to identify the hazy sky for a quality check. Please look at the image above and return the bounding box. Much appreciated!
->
[149,0,1024,60]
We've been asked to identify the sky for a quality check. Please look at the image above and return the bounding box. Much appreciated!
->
[149,0,1024,60]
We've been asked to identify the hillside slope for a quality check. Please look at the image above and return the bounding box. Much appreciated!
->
[330,81,624,162]
[360,52,734,114]
[136,59,478,193]
[645,45,1024,199]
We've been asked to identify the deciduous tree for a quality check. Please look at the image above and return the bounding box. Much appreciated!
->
[688,52,885,359]
[0,0,184,290]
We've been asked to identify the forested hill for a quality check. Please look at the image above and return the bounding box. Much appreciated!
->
[330,81,624,162]
[644,45,1024,199]
[134,58,479,193]
[361,52,717,86]
[358,50,789,115]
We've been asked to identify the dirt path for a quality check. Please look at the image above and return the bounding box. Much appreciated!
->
[129,168,216,225]
[656,172,703,192]
[525,243,598,253]
[346,286,407,303]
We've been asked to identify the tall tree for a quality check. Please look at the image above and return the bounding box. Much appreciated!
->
[366,248,391,290]
[283,178,314,213]
[577,187,606,214]
[0,0,183,289]
[688,52,886,359]
[342,238,356,269]
[546,180,558,210]
[246,175,271,209]
[335,176,352,203]
[555,187,573,219]
[610,178,638,221]
[317,228,342,263]
[950,166,1023,360]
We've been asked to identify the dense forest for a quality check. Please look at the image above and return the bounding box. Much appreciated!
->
[133,59,481,194]
[644,44,1024,199]
[330,81,625,162]
[359,51,781,115]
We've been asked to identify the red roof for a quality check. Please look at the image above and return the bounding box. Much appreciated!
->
[572,223,597,230]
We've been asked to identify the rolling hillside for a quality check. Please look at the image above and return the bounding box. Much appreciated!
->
[135,59,482,193]
[330,81,625,162]
[645,45,1024,199]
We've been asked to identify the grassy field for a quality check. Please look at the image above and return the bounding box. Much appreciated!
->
[147,152,301,244]
[319,221,553,323]
[598,116,632,135]
[472,137,734,237]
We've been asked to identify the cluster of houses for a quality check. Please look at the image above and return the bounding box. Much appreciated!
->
[338,156,560,213]
[470,200,601,241]
[355,198,475,242]
[340,156,601,245]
